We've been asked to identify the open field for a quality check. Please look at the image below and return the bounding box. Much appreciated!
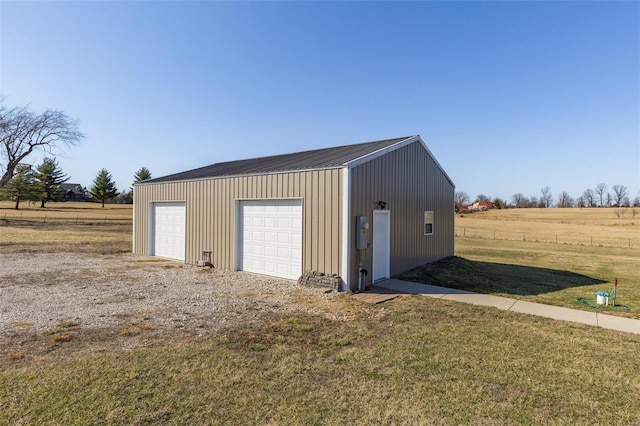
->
[400,208,640,319]
[0,201,132,253]
[2,204,640,424]
[0,200,132,222]
[456,207,639,248]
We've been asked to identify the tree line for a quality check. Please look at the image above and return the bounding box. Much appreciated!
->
[456,184,640,211]
[0,157,151,209]
[1,98,152,209]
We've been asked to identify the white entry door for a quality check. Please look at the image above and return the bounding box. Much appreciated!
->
[372,210,390,282]
[152,202,186,261]
[239,200,303,280]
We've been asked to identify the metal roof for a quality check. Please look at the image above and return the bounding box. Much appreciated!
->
[144,136,415,184]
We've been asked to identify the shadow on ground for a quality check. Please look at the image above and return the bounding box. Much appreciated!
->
[396,256,607,297]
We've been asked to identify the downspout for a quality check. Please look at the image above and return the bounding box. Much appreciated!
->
[132,184,136,254]
[341,166,351,291]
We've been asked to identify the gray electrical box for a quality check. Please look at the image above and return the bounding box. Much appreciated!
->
[356,216,369,249]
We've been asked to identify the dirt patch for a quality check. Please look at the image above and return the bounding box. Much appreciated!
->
[0,253,343,368]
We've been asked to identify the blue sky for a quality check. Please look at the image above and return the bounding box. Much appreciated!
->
[1,1,638,204]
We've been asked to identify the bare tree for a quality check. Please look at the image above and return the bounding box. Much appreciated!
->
[605,192,613,207]
[454,191,469,211]
[475,194,491,203]
[594,183,607,207]
[582,188,595,207]
[557,191,574,208]
[611,185,628,207]
[0,101,83,188]
[576,196,586,208]
[540,186,552,208]
[512,193,526,208]
[528,196,539,208]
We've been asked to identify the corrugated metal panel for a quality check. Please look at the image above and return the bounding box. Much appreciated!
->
[144,137,412,183]
[133,169,343,278]
[348,141,454,287]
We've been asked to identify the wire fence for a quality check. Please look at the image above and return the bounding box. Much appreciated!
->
[455,227,639,249]
[0,210,131,226]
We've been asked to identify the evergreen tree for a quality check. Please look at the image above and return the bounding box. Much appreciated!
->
[33,157,69,208]
[133,167,152,183]
[129,167,152,200]
[89,168,119,208]
[0,165,43,209]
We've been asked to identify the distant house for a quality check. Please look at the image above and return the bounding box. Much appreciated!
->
[58,183,88,201]
[461,201,493,212]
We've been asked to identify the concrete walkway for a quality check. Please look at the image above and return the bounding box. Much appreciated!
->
[376,279,640,335]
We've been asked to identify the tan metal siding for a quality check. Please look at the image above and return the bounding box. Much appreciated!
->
[133,169,343,278]
[348,141,454,286]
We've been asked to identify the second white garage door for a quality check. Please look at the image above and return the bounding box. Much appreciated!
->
[239,200,302,280]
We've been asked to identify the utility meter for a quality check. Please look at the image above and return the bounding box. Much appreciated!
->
[356,216,369,249]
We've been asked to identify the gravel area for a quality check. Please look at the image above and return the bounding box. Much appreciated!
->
[0,252,341,362]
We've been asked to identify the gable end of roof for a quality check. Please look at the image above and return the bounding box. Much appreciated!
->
[345,135,454,188]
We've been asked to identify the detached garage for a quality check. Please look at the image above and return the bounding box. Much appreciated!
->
[133,135,454,290]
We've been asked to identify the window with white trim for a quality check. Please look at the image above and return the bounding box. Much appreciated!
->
[424,211,434,235]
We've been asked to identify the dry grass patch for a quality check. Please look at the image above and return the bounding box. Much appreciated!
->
[42,320,80,336]
[120,321,151,336]
[43,321,79,344]
[457,207,639,248]
[464,206,639,226]
[0,222,131,254]
[51,334,73,343]
[0,201,132,254]
[0,200,132,218]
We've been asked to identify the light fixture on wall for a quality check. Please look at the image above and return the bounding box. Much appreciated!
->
[377,201,387,209]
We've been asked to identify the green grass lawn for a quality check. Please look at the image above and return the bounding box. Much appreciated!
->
[399,238,639,318]
[2,298,640,425]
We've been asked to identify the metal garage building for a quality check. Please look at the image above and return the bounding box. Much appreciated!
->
[132,135,454,290]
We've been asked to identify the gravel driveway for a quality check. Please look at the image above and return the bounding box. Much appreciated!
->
[0,253,338,364]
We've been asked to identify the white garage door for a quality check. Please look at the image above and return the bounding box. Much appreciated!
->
[152,202,186,261]
[240,200,302,280]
